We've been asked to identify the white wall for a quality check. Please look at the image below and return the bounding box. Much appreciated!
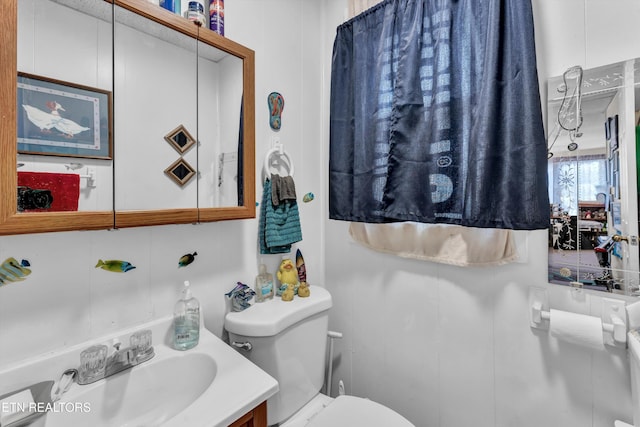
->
[0,0,325,372]
[5,1,640,427]
[322,1,640,427]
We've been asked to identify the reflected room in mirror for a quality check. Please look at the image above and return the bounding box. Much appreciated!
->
[547,59,640,295]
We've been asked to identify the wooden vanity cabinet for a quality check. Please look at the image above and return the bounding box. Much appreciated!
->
[229,401,267,427]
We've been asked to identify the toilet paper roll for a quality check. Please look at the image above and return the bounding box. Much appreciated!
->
[549,309,604,350]
[626,300,640,331]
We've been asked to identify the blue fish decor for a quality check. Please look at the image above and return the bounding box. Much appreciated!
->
[0,258,32,286]
[303,192,314,203]
[178,252,197,268]
[95,259,136,273]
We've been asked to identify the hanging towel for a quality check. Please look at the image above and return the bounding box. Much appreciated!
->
[17,171,80,212]
[259,179,303,254]
[271,173,297,206]
[349,222,517,267]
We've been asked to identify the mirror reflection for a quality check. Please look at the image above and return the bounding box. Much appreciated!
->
[197,39,244,209]
[113,4,199,212]
[4,0,254,235]
[548,59,640,295]
[113,5,243,213]
[17,0,114,213]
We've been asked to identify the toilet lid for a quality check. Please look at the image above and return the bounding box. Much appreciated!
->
[306,396,414,427]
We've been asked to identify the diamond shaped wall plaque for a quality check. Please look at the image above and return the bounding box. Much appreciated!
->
[164,125,196,154]
[164,158,195,186]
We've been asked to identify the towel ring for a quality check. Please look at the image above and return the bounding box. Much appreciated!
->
[263,145,294,181]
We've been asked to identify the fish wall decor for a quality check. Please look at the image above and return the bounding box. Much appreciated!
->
[95,259,136,273]
[0,258,32,287]
[178,252,197,268]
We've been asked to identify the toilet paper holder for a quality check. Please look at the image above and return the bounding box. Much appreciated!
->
[529,287,627,347]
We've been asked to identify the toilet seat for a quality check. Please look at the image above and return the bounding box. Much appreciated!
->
[305,395,414,427]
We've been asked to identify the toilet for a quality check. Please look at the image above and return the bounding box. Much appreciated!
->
[224,286,414,427]
[615,330,640,427]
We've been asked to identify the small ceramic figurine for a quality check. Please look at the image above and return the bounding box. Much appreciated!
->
[281,283,295,301]
[297,282,310,298]
[277,258,298,301]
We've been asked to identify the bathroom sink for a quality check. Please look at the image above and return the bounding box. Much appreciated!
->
[43,352,216,427]
[0,315,278,427]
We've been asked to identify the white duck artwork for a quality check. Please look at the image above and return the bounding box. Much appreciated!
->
[22,101,90,138]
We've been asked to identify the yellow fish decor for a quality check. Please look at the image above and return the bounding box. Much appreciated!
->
[302,192,314,203]
[296,249,310,298]
[0,258,32,287]
[178,252,198,268]
[95,259,136,273]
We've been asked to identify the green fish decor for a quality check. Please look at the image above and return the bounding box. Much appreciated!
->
[0,258,32,287]
[178,252,198,268]
[95,259,136,273]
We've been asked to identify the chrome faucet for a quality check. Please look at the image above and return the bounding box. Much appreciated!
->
[74,329,155,385]
[103,340,138,377]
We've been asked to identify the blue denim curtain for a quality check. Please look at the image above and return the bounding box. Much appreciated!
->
[329,0,549,229]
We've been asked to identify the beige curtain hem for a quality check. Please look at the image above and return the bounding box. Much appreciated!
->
[349,223,518,267]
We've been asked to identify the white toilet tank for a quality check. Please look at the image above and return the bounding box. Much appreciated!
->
[225,286,333,426]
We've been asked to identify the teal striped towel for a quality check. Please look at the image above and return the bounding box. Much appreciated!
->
[259,179,302,254]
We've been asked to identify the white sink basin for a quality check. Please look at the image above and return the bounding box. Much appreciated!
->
[44,352,216,427]
[0,316,278,427]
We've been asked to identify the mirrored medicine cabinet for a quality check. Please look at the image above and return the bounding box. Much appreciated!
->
[547,59,640,296]
[0,0,255,235]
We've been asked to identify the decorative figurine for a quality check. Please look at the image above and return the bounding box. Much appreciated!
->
[268,92,285,130]
[225,281,255,312]
[0,258,31,287]
[178,251,198,268]
[281,283,296,302]
[95,259,136,273]
[277,258,298,301]
[295,249,310,298]
[297,282,310,298]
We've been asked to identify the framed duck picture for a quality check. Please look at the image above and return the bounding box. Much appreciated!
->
[16,72,112,159]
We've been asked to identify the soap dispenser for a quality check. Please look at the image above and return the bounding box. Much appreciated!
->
[255,263,274,302]
[173,280,200,350]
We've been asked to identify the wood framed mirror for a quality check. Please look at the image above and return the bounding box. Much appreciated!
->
[0,0,255,235]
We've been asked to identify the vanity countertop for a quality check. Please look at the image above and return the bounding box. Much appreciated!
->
[0,315,278,427]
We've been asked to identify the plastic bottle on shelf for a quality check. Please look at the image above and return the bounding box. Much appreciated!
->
[173,281,200,350]
[255,263,274,302]
[209,0,224,36]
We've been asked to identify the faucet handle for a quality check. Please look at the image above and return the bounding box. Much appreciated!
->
[130,330,154,362]
[79,344,108,384]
